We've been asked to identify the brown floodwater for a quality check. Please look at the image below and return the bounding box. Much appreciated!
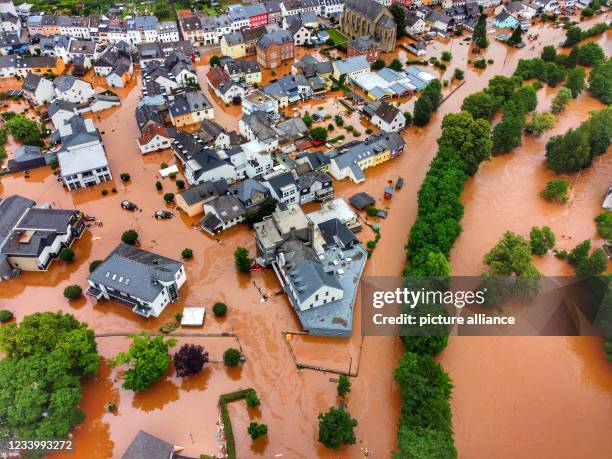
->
[0,15,610,458]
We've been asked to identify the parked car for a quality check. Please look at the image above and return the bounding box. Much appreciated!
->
[121,200,138,211]
[154,210,173,219]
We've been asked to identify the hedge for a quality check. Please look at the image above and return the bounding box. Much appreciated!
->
[219,388,257,458]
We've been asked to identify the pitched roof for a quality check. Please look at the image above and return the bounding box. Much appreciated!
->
[89,245,183,303]
[349,36,380,53]
[206,194,245,224]
[373,101,402,124]
[138,122,170,146]
[257,29,293,49]
[333,55,370,75]
[178,180,228,205]
[345,0,390,21]
[121,431,174,459]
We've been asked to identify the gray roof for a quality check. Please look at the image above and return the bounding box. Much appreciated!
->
[241,111,278,142]
[198,119,226,143]
[228,178,268,205]
[22,72,43,92]
[333,55,369,75]
[68,39,96,55]
[348,191,375,210]
[222,31,244,47]
[54,74,89,92]
[178,180,228,206]
[121,431,174,459]
[0,195,77,258]
[206,194,245,224]
[257,30,293,49]
[349,36,380,53]
[297,171,332,190]
[89,244,183,303]
[345,0,389,21]
[224,59,260,76]
[14,145,42,162]
[265,171,297,196]
[276,117,308,140]
[318,218,358,249]
[169,91,212,117]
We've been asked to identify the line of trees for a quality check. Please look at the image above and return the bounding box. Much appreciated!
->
[588,58,611,105]
[492,85,538,155]
[562,23,610,48]
[413,79,443,127]
[545,107,611,173]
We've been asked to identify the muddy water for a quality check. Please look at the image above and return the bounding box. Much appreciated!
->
[0,16,610,458]
[446,22,612,459]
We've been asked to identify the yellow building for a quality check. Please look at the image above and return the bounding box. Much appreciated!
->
[220,34,247,59]
[176,182,228,217]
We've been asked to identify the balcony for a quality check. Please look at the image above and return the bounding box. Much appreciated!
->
[315,188,334,201]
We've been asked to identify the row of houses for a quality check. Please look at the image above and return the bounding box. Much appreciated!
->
[26,14,179,44]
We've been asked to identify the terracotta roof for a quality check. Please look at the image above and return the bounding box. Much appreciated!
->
[138,121,170,146]
[206,65,229,88]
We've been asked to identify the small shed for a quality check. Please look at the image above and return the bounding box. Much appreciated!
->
[159,165,179,177]
[348,192,375,210]
[181,307,206,326]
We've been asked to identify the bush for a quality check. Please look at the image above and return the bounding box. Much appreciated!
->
[101,189,109,196]
[120,173,130,182]
[234,246,252,273]
[63,285,82,300]
[223,348,242,367]
[163,192,175,203]
[89,260,103,273]
[247,422,268,440]
[334,114,344,127]
[530,226,556,256]
[245,389,261,408]
[173,343,209,377]
[441,51,452,62]
[160,162,168,169]
[176,180,185,190]
[318,407,357,449]
[181,248,193,259]
[168,172,176,180]
[59,247,75,261]
[0,310,13,323]
[337,374,351,397]
[473,59,487,69]
[453,68,464,80]
[155,180,163,191]
[213,302,228,316]
[540,179,569,203]
[121,229,139,245]
[595,212,612,241]
[551,87,572,114]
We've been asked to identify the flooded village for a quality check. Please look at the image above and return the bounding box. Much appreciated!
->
[0,0,611,457]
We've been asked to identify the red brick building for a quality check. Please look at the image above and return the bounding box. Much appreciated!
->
[256,30,295,69]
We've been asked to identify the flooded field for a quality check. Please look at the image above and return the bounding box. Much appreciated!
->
[0,15,610,458]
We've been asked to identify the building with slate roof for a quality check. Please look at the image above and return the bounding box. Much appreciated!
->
[253,203,367,336]
[87,243,186,318]
[256,29,294,68]
[0,195,84,280]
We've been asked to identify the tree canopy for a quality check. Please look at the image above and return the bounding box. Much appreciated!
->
[318,407,357,449]
[484,231,539,277]
[588,58,611,104]
[111,334,175,391]
[0,312,99,441]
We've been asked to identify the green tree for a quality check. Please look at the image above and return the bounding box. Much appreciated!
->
[567,239,591,266]
[302,113,314,127]
[89,259,103,273]
[234,246,252,273]
[461,91,497,119]
[247,422,268,440]
[120,173,130,182]
[525,111,556,135]
[389,4,407,38]
[541,45,557,62]
[564,67,586,98]
[438,111,492,176]
[155,180,163,191]
[484,231,538,276]
[337,374,351,397]
[413,95,433,127]
[163,192,175,203]
[530,226,556,256]
[473,14,489,48]
[317,407,358,449]
[0,310,13,323]
[551,87,572,114]
[4,114,42,145]
[245,389,261,408]
[562,26,583,47]
[213,302,228,316]
[334,114,344,126]
[575,249,607,279]
[403,111,412,124]
[371,59,385,71]
[575,42,605,67]
[111,334,176,391]
[441,51,452,62]
[396,425,457,459]
[595,212,612,241]
[401,336,449,357]
[508,26,523,46]
[223,348,242,367]
[588,59,611,104]
[63,285,82,300]
[540,179,569,204]
[181,248,193,259]
[310,126,328,142]
[209,55,221,67]
[121,229,139,245]
[0,313,99,442]
[59,247,75,261]
[389,58,403,72]
[492,112,524,155]
[453,68,464,80]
